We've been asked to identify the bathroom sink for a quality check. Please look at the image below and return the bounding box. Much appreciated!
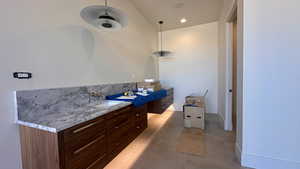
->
[93,100,123,109]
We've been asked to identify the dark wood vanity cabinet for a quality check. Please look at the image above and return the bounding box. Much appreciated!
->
[19,105,148,169]
[148,88,174,114]
[132,105,148,136]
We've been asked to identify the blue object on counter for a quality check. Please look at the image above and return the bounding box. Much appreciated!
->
[106,89,167,107]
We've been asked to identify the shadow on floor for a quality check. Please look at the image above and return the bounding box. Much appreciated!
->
[104,111,250,169]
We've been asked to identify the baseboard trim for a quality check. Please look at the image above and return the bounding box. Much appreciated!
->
[218,113,225,129]
[219,111,225,121]
[235,143,242,164]
[242,153,300,169]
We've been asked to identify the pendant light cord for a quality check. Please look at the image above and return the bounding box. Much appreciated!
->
[153,21,171,56]
[159,21,164,52]
[160,24,162,51]
[105,0,108,15]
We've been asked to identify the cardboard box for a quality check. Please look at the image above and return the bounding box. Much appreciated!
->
[137,81,162,91]
[184,106,205,129]
[185,96,205,107]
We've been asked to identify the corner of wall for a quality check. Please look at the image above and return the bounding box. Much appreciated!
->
[235,142,242,164]
[218,111,225,129]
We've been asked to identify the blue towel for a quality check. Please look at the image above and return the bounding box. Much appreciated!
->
[106,89,167,107]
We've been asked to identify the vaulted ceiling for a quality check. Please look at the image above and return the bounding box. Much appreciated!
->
[130,0,223,31]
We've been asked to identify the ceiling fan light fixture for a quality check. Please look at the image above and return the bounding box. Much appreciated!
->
[97,13,121,29]
[80,0,128,31]
[98,14,116,28]
[98,14,116,21]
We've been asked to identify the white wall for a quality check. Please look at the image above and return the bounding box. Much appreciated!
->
[0,0,157,169]
[159,22,218,113]
[242,0,300,168]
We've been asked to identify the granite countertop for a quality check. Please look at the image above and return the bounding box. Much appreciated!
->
[17,100,131,133]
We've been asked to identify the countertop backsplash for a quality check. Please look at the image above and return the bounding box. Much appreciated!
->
[16,82,137,123]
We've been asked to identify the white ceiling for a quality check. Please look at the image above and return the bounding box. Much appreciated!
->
[130,0,223,31]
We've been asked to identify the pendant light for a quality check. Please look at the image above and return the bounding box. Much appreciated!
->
[153,21,172,57]
[80,0,128,31]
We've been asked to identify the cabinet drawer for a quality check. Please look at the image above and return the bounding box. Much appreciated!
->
[133,105,147,114]
[108,117,133,140]
[106,106,131,120]
[65,132,107,169]
[107,111,131,129]
[134,111,147,121]
[108,127,131,152]
[108,131,132,160]
[83,154,108,169]
[133,105,147,121]
[133,118,147,137]
[63,116,106,145]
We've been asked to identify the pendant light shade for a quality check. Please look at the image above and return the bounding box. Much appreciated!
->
[153,21,172,57]
[80,0,128,31]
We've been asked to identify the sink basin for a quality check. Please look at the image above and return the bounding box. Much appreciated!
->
[93,100,123,109]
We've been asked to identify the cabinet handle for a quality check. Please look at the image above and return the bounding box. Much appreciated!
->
[86,154,106,169]
[113,107,130,116]
[114,118,129,129]
[73,134,105,155]
[73,119,103,134]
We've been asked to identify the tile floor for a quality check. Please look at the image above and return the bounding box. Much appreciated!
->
[104,111,250,169]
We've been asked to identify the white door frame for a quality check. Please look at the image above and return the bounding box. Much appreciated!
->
[224,2,237,131]
[224,22,233,131]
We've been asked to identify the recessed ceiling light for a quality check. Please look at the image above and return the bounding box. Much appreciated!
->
[180,18,187,23]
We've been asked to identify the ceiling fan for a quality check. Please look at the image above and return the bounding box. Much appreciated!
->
[80,0,128,31]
